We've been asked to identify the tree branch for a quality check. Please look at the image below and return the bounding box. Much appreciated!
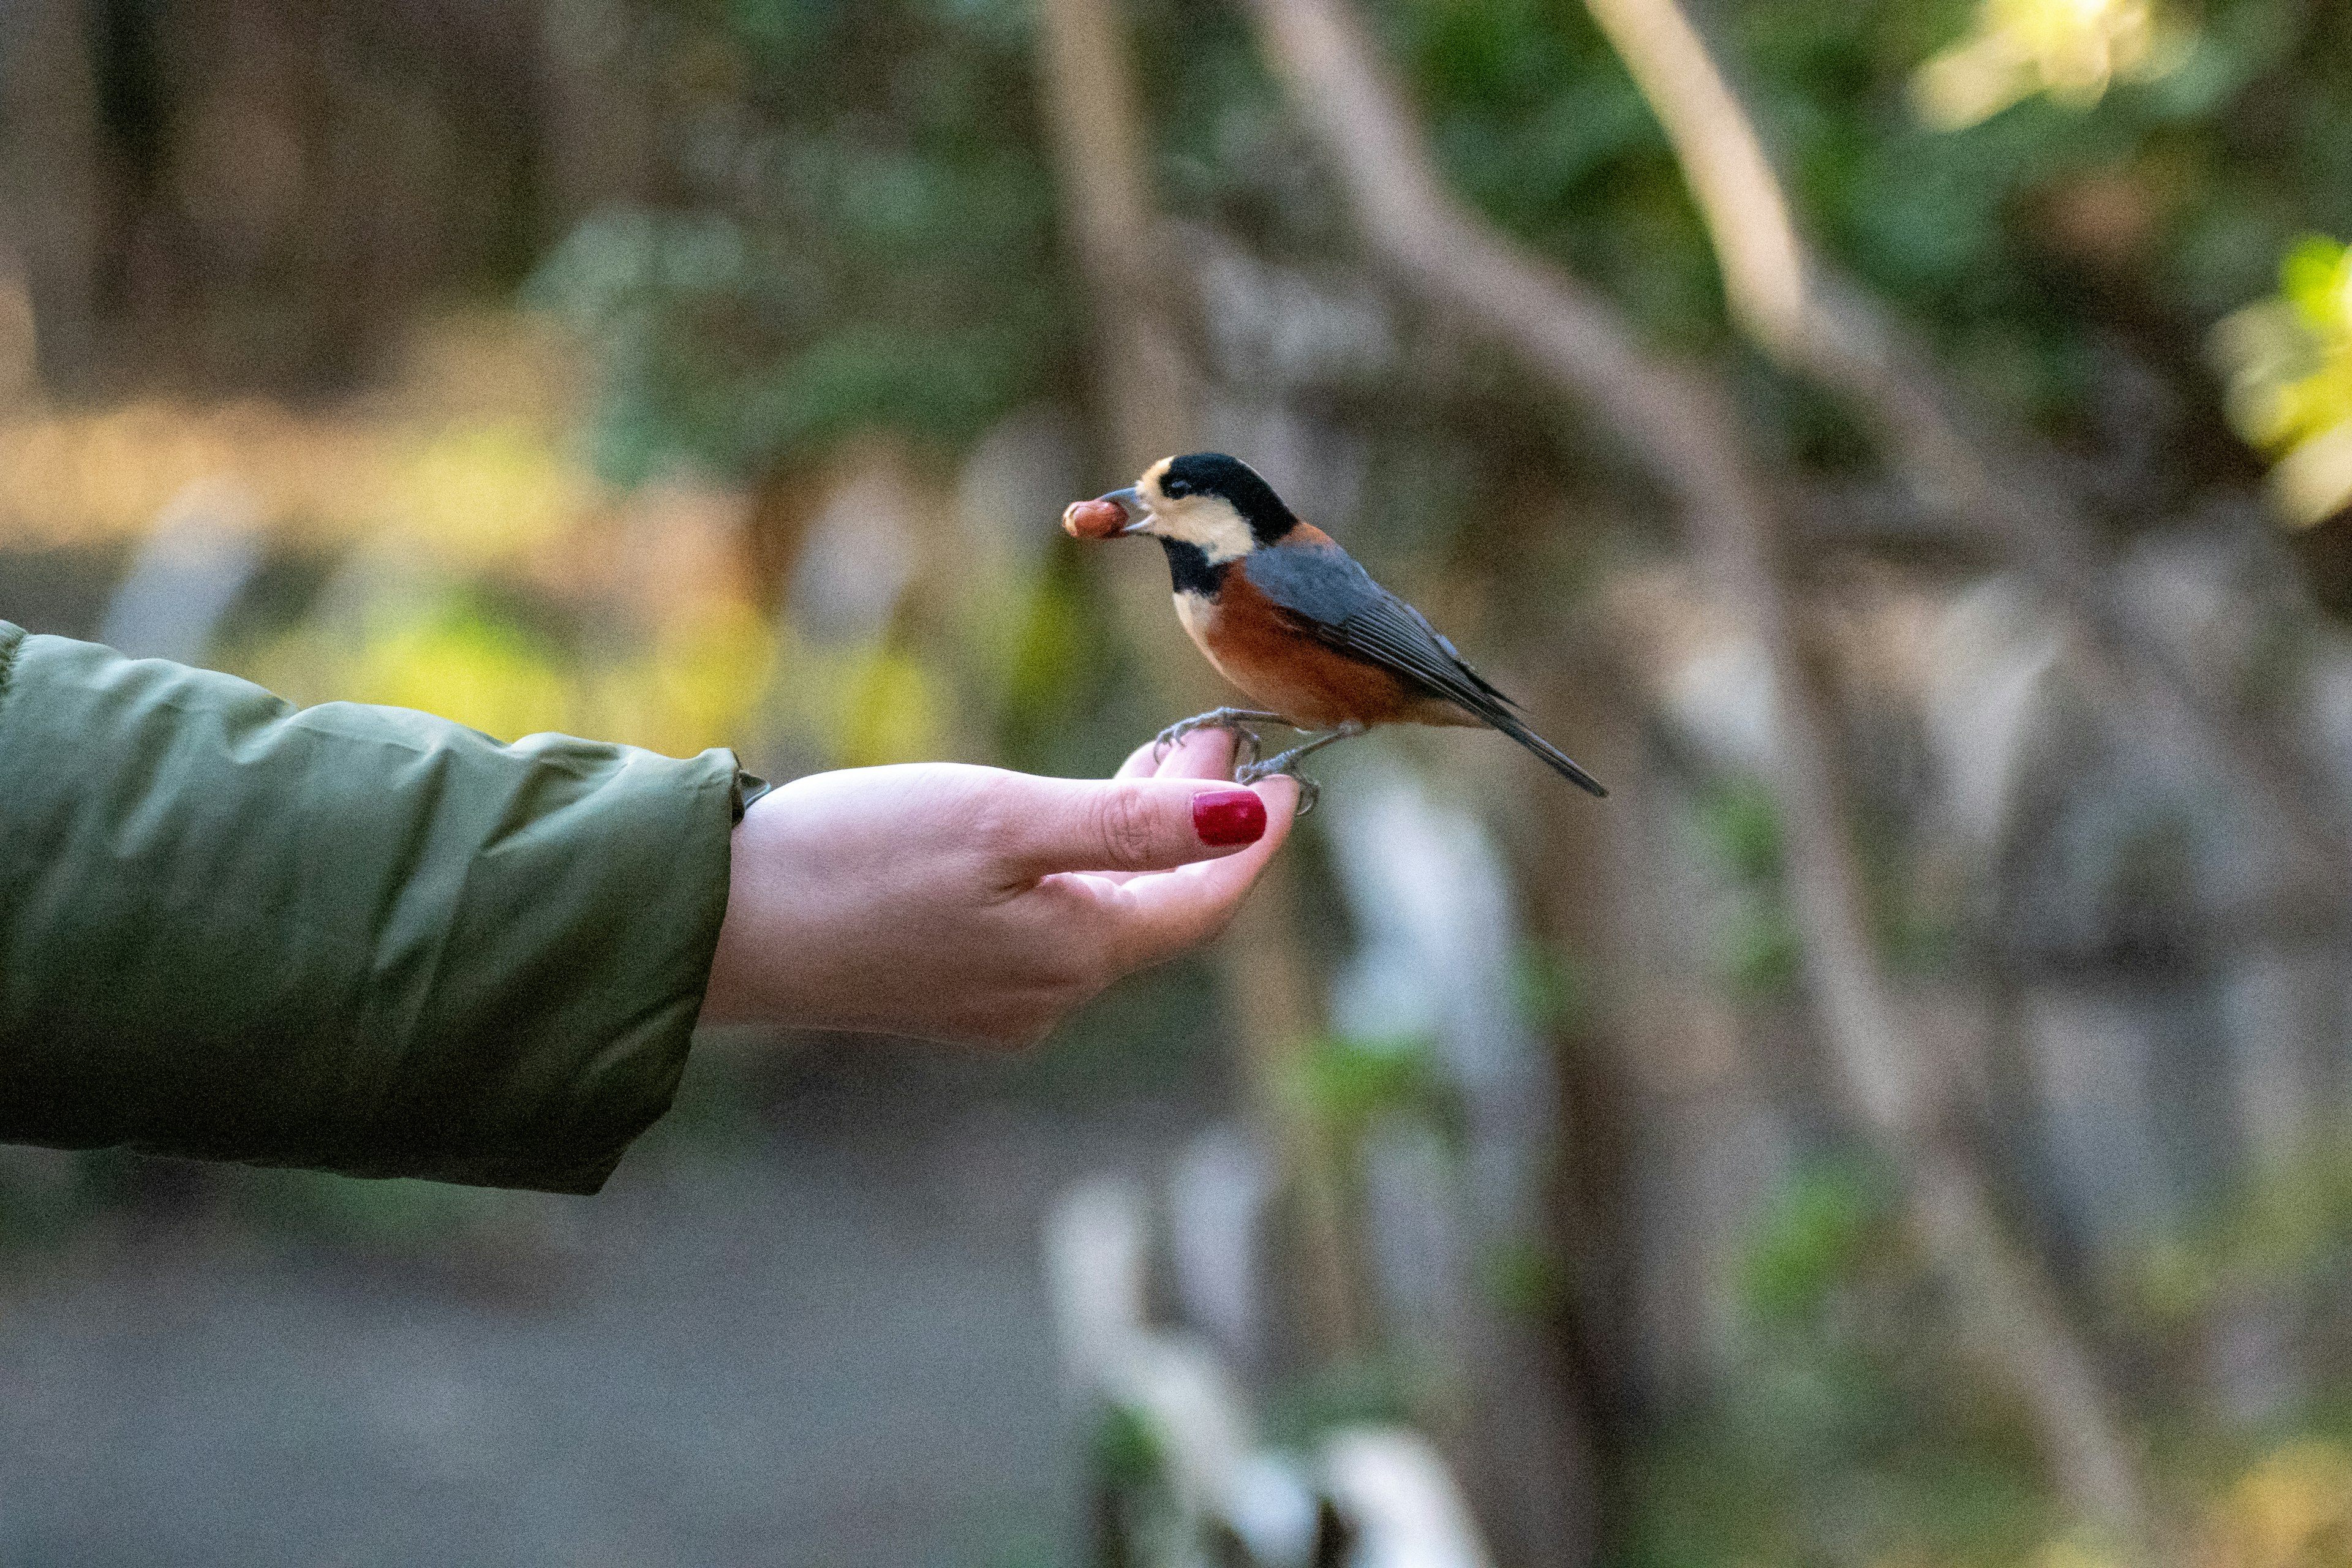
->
[1580,0,2352,886]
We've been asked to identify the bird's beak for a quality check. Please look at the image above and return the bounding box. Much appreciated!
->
[1095,486,1153,535]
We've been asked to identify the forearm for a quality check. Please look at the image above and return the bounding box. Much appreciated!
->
[0,623,741,1193]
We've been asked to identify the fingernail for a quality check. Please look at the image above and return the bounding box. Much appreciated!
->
[1193,788,1267,846]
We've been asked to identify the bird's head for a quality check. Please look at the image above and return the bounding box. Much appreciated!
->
[1096,453,1299,564]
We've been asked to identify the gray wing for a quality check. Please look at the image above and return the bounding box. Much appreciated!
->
[1242,542,1608,797]
[1242,543,1525,717]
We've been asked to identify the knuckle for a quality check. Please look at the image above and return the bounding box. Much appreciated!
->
[970,797,1023,862]
[1096,783,1162,868]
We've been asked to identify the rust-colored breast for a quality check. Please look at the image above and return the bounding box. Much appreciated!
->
[1178,568,1429,729]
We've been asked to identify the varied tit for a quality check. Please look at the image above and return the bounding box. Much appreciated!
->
[1065,452,1605,810]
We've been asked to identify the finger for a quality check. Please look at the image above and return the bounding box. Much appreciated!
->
[1115,725,1239,782]
[1152,726,1238,781]
[1114,739,1159,780]
[991,772,1273,882]
[1071,774,1301,963]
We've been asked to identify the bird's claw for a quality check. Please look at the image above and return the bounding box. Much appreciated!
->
[1235,758,1320,816]
[1154,721,1258,767]
[1153,708,1327,810]
[1152,709,1276,767]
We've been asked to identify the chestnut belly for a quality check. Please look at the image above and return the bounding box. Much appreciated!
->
[1174,590,1474,730]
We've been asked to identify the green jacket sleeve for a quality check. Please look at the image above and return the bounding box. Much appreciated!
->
[0,620,741,1193]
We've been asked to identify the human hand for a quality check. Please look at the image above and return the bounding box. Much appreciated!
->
[699,729,1299,1046]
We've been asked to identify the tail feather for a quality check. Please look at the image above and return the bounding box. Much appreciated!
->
[1487,711,1608,797]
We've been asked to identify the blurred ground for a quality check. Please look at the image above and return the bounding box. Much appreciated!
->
[0,1043,1218,1568]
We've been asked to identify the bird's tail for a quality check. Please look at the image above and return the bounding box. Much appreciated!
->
[1488,712,1608,797]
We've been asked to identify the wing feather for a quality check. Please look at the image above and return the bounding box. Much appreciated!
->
[1242,541,1606,796]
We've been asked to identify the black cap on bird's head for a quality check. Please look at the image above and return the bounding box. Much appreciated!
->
[1095,453,1299,565]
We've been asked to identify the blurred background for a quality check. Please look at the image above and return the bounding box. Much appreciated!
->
[6,0,2352,1561]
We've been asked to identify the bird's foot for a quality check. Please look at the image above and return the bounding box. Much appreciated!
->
[1152,708,1285,767]
[1228,722,1365,818]
[1234,753,1322,817]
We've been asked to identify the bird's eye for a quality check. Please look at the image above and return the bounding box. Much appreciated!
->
[1164,478,1192,498]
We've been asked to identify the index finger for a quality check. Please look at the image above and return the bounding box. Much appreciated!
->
[1113,726,1241,782]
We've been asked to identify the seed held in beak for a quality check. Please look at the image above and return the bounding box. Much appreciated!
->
[1061,499,1128,540]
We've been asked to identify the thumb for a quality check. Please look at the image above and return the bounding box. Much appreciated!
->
[992,775,1272,881]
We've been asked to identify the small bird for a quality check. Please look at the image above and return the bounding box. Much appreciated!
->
[1066,452,1605,809]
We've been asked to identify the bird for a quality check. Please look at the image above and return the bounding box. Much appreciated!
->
[1065,452,1606,810]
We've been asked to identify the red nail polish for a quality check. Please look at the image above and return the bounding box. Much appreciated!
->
[1193,788,1267,846]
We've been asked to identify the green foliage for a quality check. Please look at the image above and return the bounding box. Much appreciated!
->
[1509,940,1591,1033]
[1086,1401,1199,1567]
[997,540,1133,778]
[1363,0,2352,460]
[1291,1031,1464,1153]
[1764,0,2328,396]
[1261,1350,1423,1449]
[1719,899,1805,996]
[1617,1155,2072,1567]
[1380,0,1722,345]
[1480,1236,1570,1319]
[1627,1420,2052,1568]
[2135,1123,2352,1324]
[1091,1402,1167,1493]
[1698,774,1786,882]
[1740,1155,1899,1325]
[529,0,1076,484]
[1692,775,1806,996]
[345,589,579,741]
[2215,232,2352,522]
[519,0,2352,497]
